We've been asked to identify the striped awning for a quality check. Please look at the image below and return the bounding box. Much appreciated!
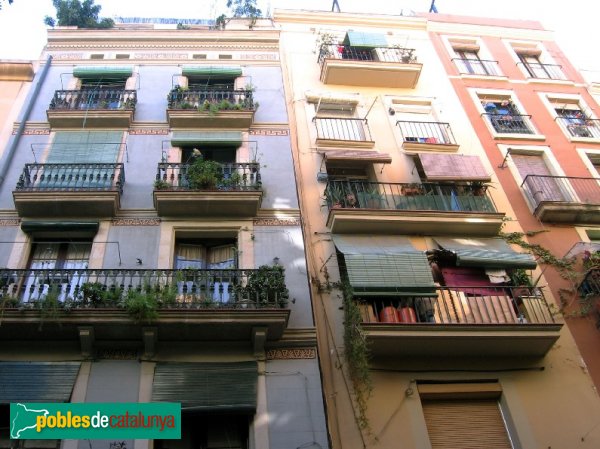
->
[419,153,491,181]
[333,235,436,296]
[0,362,81,403]
[171,131,243,147]
[323,150,392,164]
[152,362,257,412]
[182,65,242,78]
[73,66,133,79]
[434,237,537,269]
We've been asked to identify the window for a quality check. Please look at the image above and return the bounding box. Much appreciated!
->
[510,152,565,204]
[90,54,104,59]
[509,41,565,80]
[548,98,599,139]
[480,96,533,134]
[454,49,497,76]
[115,54,130,59]
[174,236,237,303]
[312,97,370,142]
[392,98,456,146]
[419,383,513,449]
[23,242,91,302]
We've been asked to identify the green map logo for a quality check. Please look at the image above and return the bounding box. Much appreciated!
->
[10,403,180,439]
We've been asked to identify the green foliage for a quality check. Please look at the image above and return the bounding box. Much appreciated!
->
[501,231,574,271]
[176,23,190,30]
[79,282,105,306]
[186,156,224,189]
[124,288,158,323]
[339,282,372,432]
[216,0,262,29]
[153,179,171,190]
[237,265,289,306]
[44,0,114,29]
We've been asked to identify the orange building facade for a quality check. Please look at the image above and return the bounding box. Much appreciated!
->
[427,12,600,390]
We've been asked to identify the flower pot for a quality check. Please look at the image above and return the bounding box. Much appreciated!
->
[379,306,401,323]
[398,306,417,323]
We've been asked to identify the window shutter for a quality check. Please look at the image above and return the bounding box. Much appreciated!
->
[422,399,512,449]
[419,153,490,181]
[47,131,122,163]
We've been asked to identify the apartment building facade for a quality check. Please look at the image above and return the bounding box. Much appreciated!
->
[274,8,600,449]
[0,19,328,449]
[426,12,600,391]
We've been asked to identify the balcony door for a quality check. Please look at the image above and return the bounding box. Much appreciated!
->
[23,242,91,302]
[43,131,122,189]
[511,153,564,203]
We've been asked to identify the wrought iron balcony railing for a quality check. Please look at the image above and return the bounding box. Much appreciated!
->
[579,268,600,297]
[155,162,261,191]
[483,113,534,134]
[360,286,556,325]
[325,180,496,213]
[556,117,600,139]
[167,88,254,111]
[313,117,373,142]
[49,89,137,111]
[396,120,457,145]
[521,175,600,207]
[317,44,417,64]
[518,62,566,80]
[452,58,500,76]
[0,268,288,309]
[15,163,125,193]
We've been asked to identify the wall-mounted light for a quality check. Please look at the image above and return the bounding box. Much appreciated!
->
[136,258,143,265]
[388,107,396,116]
[273,257,280,265]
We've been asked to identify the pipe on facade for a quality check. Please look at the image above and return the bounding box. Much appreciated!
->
[0,55,53,187]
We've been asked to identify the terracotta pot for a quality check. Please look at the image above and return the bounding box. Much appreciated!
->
[398,307,417,323]
[379,306,400,323]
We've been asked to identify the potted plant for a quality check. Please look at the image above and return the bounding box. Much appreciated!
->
[357,186,384,208]
[186,156,224,189]
[124,288,158,323]
[153,179,171,190]
[236,265,289,307]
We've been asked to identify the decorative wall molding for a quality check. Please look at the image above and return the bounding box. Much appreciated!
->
[12,128,50,135]
[112,218,161,226]
[249,128,290,136]
[253,218,301,226]
[128,128,170,135]
[266,348,316,360]
[0,219,20,226]
[96,348,138,360]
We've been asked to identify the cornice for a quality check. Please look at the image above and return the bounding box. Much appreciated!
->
[0,61,35,81]
[47,43,279,51]
[273,8,427,30]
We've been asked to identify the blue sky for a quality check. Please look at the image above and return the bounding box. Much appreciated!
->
[0,0,598,76]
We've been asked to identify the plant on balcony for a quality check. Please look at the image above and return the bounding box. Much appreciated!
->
[186,156,224,190]
[236,265,289,306]
[79,282,105,307]
[221,171,243,189]
[153,179,172,190]
[357,186,384,208]
[124,288,158,323]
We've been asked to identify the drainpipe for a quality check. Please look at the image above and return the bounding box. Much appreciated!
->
[0,54,53,187]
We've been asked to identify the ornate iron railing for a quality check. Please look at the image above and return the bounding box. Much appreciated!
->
[360,286,556,325]
[49,89,137,110]
[483,113,534,134]
[318,44,417,64]
[0,268,288,309]
[521,175,600,208]
[325,180,496,213]
[167,88,254,110]
[15,163,125,193]
[155,162,261,190]
[452,58,500,76]
[396,120,457,145]
[556,117,600,139]
[313,117,373,142]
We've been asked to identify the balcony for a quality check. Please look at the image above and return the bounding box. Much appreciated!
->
[483,113,534,135]
[518,62,566,81]
[452,58,501,77]
[153,162,262,217]
[318,44,422,88]
[13,163,124,218]
[325,180,504,236]
[556,117,600,140]
[359,286,561,359]
[0,268,290,351]
[47,89,136,128]
[166,88,255,128]
[313,117,374,148]
[521,175,600,224]
[396,121,460,152]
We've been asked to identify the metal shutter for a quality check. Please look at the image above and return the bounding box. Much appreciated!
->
[511,153,563,202]
[422,399,513,449]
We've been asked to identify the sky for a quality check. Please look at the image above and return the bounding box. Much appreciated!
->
[0,0,598,76]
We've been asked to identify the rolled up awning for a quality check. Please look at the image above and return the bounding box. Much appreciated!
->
[73,66,133,79]
[21,221,99,238]
[182,65,242,78]
[171,131,243,147]
[0,362,81,403]
[434,237,536,269]
[323,150,392,164]
[343,31,388,48]
[418,153,491,181]
[332,235,436,296]
[152,362,257,413]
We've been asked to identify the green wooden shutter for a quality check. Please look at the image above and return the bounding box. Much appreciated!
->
[0,362,80,403]
[181,65,242,78]
[152,362,257,413]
